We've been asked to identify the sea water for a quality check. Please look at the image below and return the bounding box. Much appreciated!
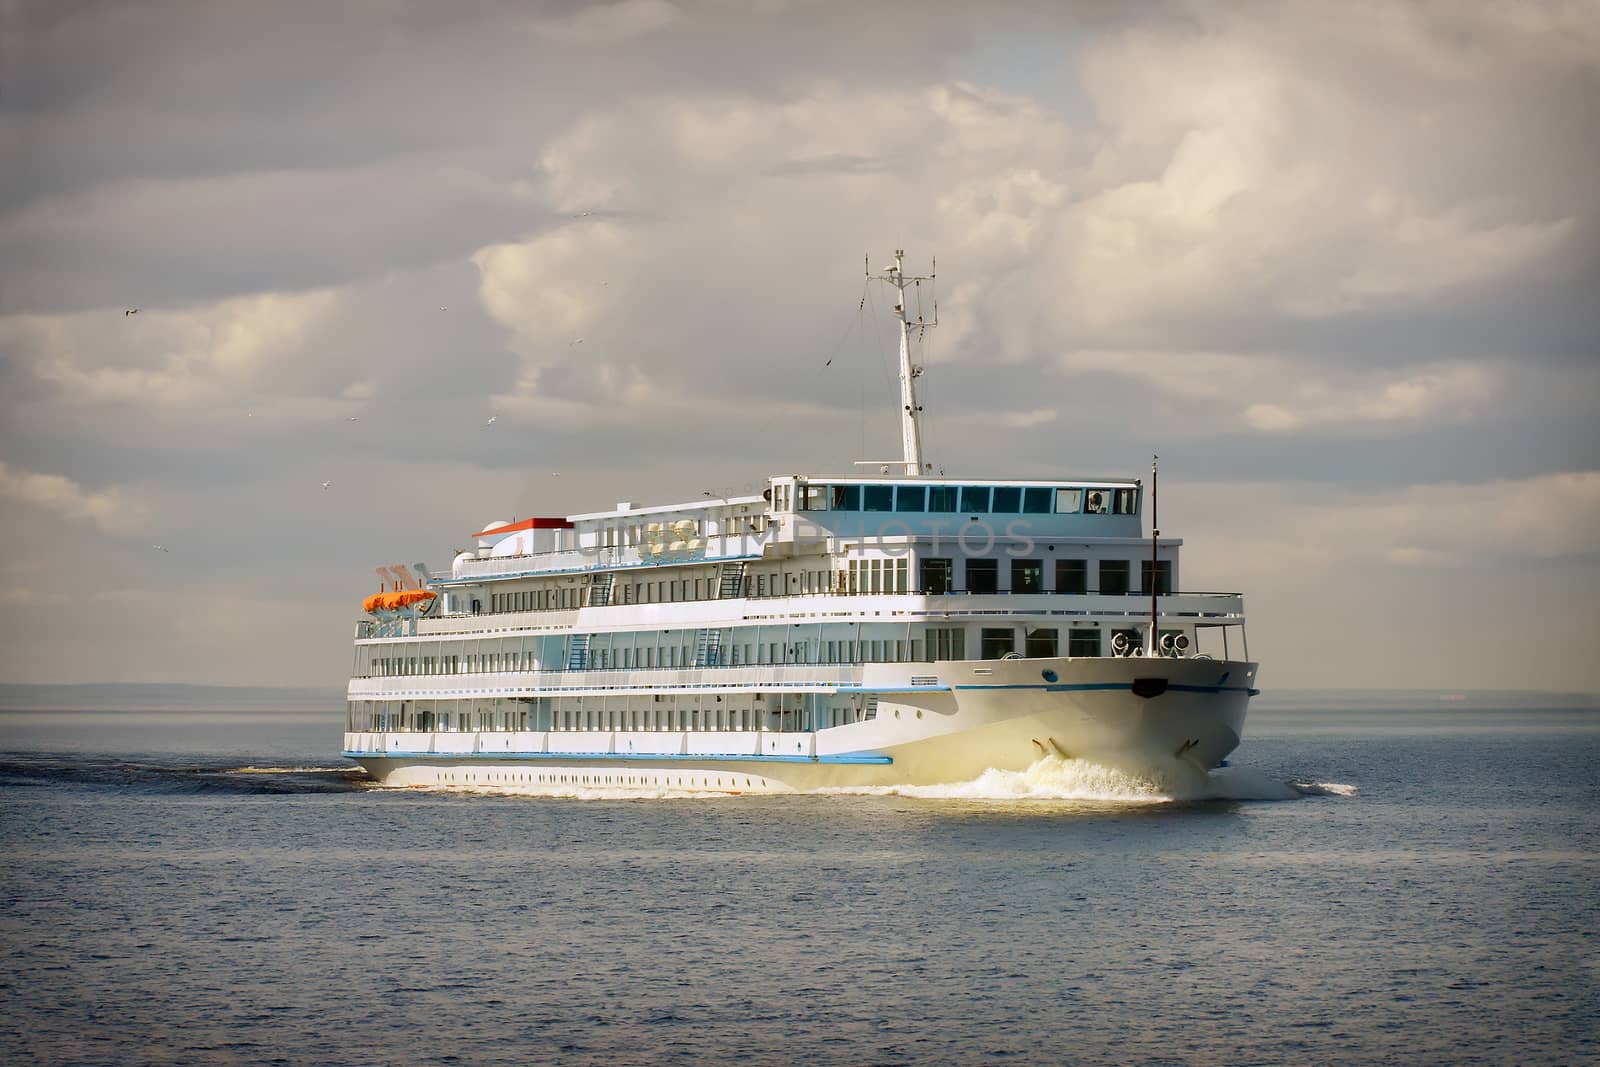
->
[1,698,1596,1065]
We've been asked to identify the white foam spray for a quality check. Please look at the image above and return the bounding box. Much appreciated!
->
[821,755,1355,804]
[370,756,1356,803]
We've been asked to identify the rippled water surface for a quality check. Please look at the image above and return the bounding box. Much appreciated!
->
[2,702,1597,1065]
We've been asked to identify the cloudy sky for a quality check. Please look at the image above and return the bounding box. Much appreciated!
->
[2,0,1596,692]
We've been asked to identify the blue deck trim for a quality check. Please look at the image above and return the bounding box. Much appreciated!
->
[343,749,894,765]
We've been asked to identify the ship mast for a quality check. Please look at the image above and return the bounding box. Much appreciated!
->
[868,250,935,476]
[1148,454,1160,656]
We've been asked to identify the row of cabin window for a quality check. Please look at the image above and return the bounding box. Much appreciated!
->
[796,484,1139,516]
[597,519,706,547]
[362,624,965,677]
[347,696,871,733]
[477,558,1166,617]
[484,570,837,614]
[922,558,1172,595]
[356,622,1154,686]
[843,558,911,594]
[369,639,929,676]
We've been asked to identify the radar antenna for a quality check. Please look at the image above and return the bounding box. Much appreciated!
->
[867,250,936,476]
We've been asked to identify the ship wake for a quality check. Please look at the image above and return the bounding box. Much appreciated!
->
[818,755,1355,803]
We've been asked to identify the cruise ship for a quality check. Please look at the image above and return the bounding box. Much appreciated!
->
[343,252,1259,792]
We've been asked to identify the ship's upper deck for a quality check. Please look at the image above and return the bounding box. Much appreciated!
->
[443,473,1150,584]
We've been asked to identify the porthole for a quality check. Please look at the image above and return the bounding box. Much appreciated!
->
[1042,669,1059,683]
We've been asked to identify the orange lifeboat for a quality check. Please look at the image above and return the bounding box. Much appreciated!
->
[364,589,437,613]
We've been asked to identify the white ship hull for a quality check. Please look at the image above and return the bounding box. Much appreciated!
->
[345,656,1257,793]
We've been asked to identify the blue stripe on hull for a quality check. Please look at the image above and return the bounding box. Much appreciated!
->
[954,682,1258,695]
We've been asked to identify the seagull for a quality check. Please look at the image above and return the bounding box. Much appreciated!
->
[550,472,561,478]
[439,306,448,311]
[321,481,332,490]
[570,337,584,346]
[124,308,139,316]
[485,415,497,426]
[574,211,591,218]
[346,416,360,422]
[153,544,169,552]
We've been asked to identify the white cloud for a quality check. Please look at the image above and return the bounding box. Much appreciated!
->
[0,461,152,535]
[1176,471,1600,579]
[5,289,340,411]
[1060,349,1498,433]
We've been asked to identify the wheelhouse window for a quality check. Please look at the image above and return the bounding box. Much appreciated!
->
[863,485,894,511]
[1023,487,1053,514]
[980,627,1015,659]
[966,559,998,594]
[1025,627,1058,658]
[1112,487,1139,515]
[959,486,991,513]
[920,557,953,595]
[1011,559,1043,594]
[991,486,1021,513]
[832,485,861,510]
[1099,560,1131,595]
[1056,488,1083,514]
[1068,628,1101,657]
[895,484,927,512]
[800,484,829,510]
[1084,490,1108,514]
[928,486,959,511]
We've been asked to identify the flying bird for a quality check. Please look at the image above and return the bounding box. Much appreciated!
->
[346,416,360,422]
[153,544,169,552]
[321,481,332,490]
[485,415,498,426]
[124,308,139,316]
[550,471,561,478]
[574,211,592,218]
[439,306,448,311]
[570,337,584,346]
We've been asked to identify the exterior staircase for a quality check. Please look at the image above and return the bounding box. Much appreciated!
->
[566,633,590,671]
[692,627,723,667]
